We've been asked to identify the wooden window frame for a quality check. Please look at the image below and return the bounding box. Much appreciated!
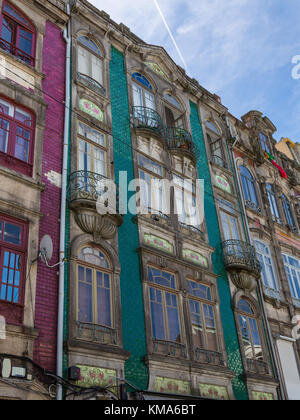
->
[0,0,36,66]
[0,95,35,176]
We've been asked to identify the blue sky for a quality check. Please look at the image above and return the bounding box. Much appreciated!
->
[91,0,300,142]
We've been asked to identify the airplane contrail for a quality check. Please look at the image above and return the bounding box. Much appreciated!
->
[153,0,189,74]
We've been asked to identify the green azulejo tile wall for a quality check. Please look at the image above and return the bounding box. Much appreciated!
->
[109,46,149,390]
[189,101,249,400]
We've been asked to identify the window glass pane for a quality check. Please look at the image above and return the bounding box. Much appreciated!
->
[78,45,90,76]
[0,118,9,153]
[4,3,31,28]
[148,266,176,289]
[78,266,93,323]
[78,122,105,146]
[0,250,21,303]
[238,299,254,314]
[249,318,262,360]
[166,292,181,342]
[15,108,32,126]
[204,304,218,351]
[150,287,165,340]
[239,315,253,358]
[138,154,162,176]
[96,271,111,327]
[0,99,14,116]
[78,247,110,268]
[132,73,153,90]
[78,36,101,56]
[205,121,219,135]
[163,94,182,110]
[189,299,203,348]
[91,54,103,85]
[187,281,211,300]
[1,17,13,43]
[4,222,21,245]
[14,135,29,162]
[18,29,32,56]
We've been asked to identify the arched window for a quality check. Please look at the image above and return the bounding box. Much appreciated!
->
[240,166,259,210]
[0,96,34,176]
[132,73,155,110]
[205,121,226,168]
[0,1,35,66]
[77,246,112,328]
[163,93,184,128]
[266,184,281,223]
[77,35,104,92]
[255,241,278,291]
[237,299,264,363]
[282,194,296,230]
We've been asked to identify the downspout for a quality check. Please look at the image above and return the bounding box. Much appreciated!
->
[224,116,285,400]
[57,2,71,401]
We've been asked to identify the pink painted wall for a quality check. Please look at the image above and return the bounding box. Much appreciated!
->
[33,20,65,371]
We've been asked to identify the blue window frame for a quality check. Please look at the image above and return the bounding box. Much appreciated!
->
[282,194,296,229]
[255,241,278,291]
[132,72,153,90]
[240,166,259,208]
[283,254,300,301]
[266,184,281,222]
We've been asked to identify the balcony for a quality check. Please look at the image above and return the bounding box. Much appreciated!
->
[75,321,117,346]
[152,339,187,358]
[68,171,123,240]
[246,358,270,376]
[222,240,261,291]
[0,38,35,66]
[132,106,164,136]
[194,348,225,366]
[165,127,199,159]
[77,72,106,96]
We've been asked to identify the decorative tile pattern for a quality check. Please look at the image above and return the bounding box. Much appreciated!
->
[199,384,229,400]
[215,175,231,193]
[76,365,117,391]
[110,46,149,390]
[79,99,104,122]
[144,62,170,81]
[183,248,208,268]
[252,391,274,401]
[154,377,191,395]
[144,233,174,254]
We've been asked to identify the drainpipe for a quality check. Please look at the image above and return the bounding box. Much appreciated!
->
[224,116,285,400]
[57,2,71,401]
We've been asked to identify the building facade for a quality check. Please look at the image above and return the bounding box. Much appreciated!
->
[0,0,300,401]
[62,0,288,401]
[0,0,67,399]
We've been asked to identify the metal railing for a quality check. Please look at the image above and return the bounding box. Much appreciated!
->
[68,171,111,202]
[0,37,35,66]
[75,321,117,345]
[77,72,106,96]
[153,339,187,358]
[195,348,225,366]
[246,358,269,375]
[245,200,262,214]
[222,239,261,275]
[132,106,164,134]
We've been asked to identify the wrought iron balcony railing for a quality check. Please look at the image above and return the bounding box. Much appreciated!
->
[0,37,35,66]
[246,358,269,375]
[68,171,110,203]
[132,106,164,134]
[210,155,227,169]
[195,348,225,366]
[77,72,106,96]
[222,239,261,275]
[165,127,199,158]
[152,338,187,358]
[75,321,117,346]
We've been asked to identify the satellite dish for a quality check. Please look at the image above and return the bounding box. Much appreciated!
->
[40,235,53,262]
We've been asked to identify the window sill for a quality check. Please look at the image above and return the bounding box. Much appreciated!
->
[0,152,33,177]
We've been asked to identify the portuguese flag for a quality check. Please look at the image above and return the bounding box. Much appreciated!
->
[264,151,288,179]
